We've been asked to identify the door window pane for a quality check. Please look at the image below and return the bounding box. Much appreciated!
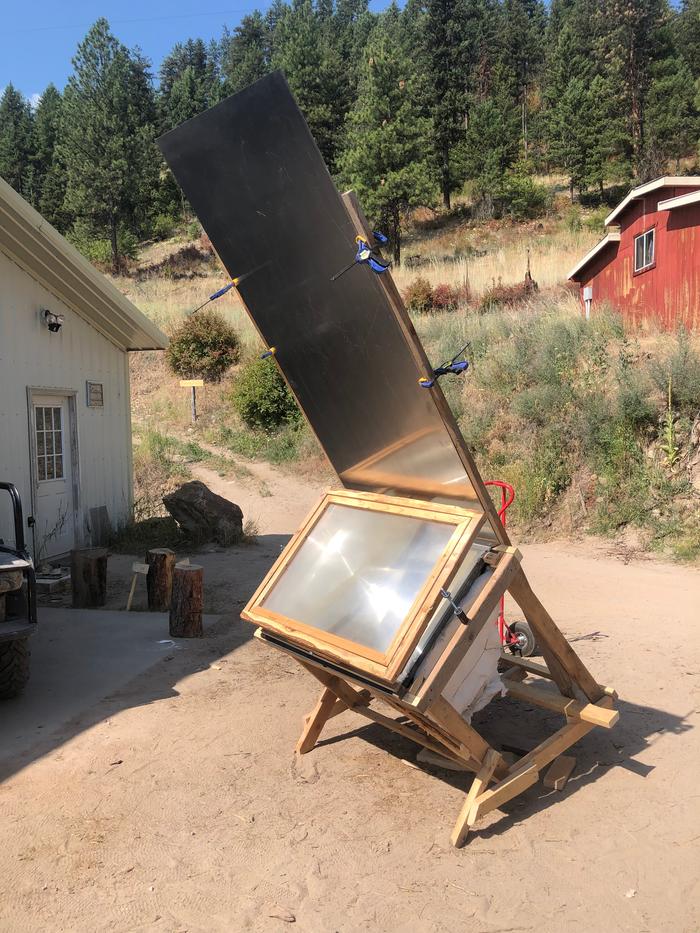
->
[35,405,65,482]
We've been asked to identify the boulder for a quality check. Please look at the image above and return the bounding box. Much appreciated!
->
[163,481,243,546]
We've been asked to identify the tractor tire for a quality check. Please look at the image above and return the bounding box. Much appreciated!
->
[0,638,30,699]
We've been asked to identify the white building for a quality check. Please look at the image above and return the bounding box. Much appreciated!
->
[0,177,167,560]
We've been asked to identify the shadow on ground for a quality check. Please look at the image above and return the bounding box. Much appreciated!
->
[315,691,692,837]
[0,534,290,784]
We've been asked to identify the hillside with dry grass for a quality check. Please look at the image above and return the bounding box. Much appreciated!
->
[114,194,700,561]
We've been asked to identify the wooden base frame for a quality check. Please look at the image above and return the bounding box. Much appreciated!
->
[259,548,619,848]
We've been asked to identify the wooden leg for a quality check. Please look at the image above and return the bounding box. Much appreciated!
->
[428,696,509,779]
[508,565,604,702]
[296,687,343,754]
[451,749,501,848]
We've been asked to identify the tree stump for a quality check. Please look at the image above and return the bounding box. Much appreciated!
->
[71,548,108,608]
[146,548,176,611]
[169,562,203,637]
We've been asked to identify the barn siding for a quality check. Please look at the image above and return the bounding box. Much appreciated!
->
[0,249,133,551]
[578,185,700,330]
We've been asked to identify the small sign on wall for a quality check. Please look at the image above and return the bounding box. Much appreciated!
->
[86,381,104,407]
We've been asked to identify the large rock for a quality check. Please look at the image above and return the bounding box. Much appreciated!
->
[163,481,243,546]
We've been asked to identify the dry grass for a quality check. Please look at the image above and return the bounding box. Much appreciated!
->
[394,225,599,297]
[113,273,260,351]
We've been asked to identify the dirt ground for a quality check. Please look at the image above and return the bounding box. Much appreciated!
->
[2,464,700,933]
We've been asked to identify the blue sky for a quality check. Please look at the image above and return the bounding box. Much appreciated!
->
[1,0,385,103]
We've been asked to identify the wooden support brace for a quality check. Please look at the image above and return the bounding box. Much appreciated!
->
[428,696,509,779]
[451,749,501,848]
[468,763,540,823]
[504,680,619,728]
[543,755,576,791]
[507,565,605,702]
[296,687,345,754]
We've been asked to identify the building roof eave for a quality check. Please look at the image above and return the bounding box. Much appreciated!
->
[0,176,168,352]
[605,176,700,227]
[657,189,700,212]
[567,230,621,281]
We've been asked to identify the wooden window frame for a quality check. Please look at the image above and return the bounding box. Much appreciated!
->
[633,227,656,275]
[242,489,484,687]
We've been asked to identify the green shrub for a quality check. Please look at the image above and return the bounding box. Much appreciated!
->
[651,331,700,415]
[166,309,240,383]
[403,276,434,313]
[67,221,139,268]
[231,356,301,431]
[500,174,549,220]
[151,213,177,241]
[186,219,201,240]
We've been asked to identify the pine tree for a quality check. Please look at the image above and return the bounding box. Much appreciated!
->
[676,0,700,78]
[60,19,158,272]
[598,0,674,173]
[221,11,272,93]
[159,38,219,132]
[645,56,699,174]
[0,84,33,196]
[31,85,68,229]
[422,0,478,210]
[273,0,348,171]
[499,0,547,154]
[340,18,434,262]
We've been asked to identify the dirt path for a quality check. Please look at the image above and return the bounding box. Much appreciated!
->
[3,462,700,932]
[187,440,324,536]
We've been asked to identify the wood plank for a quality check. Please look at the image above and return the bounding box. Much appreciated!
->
[504,680,619,728]
[354,704,478,767]
[508,565,605,702]
[543,755,576,791]
[510,695,614,775]
[412,548,522,710]
[428,696,509,778]
[499,654,555,680]
[468,763,540,822]
[296,687,340,754]
[450,749,501,848]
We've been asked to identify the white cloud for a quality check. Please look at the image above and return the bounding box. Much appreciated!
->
[29,92,42,111]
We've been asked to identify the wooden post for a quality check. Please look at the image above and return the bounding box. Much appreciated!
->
[179,379,204,424]
[71,548,108,608]
[146,548,176,611]
[169,562,203,637]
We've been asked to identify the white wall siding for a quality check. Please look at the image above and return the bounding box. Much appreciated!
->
[0,250,132,551]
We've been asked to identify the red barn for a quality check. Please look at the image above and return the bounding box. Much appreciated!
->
[568,176,700,329]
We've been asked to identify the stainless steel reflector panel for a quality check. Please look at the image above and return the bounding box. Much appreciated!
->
[157,71,480,507]
[260,502,455,653]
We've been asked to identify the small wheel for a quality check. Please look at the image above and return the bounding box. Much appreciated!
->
[511,621,538,658]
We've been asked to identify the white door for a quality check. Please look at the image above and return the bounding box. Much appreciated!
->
[32,396,75,560]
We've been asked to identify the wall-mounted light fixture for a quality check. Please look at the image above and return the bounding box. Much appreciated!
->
[42,309,64,333]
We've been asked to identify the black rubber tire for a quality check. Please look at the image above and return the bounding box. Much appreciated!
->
[512,621,539,658]
[0,638,30,699]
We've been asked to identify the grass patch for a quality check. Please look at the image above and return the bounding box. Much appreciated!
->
[416,294,700,559]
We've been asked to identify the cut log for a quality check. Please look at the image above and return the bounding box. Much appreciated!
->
[169,562,203,637]
[71,548,108,608]
[146,548,176,611]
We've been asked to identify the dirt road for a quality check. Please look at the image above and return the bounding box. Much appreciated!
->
[1,462,699,932]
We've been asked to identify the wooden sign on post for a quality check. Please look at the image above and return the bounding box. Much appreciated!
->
[179,379,204,423]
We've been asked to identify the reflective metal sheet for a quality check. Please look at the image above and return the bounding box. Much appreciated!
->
[260,502,455,653]
[157,71,479,506]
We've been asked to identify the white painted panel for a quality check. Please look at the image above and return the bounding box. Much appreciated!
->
[0,249,134,556]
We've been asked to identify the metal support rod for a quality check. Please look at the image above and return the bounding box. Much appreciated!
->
[191,386,197,423]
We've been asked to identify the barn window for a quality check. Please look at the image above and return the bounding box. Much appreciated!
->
[634,228,655,273]
[35,406,64,482]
